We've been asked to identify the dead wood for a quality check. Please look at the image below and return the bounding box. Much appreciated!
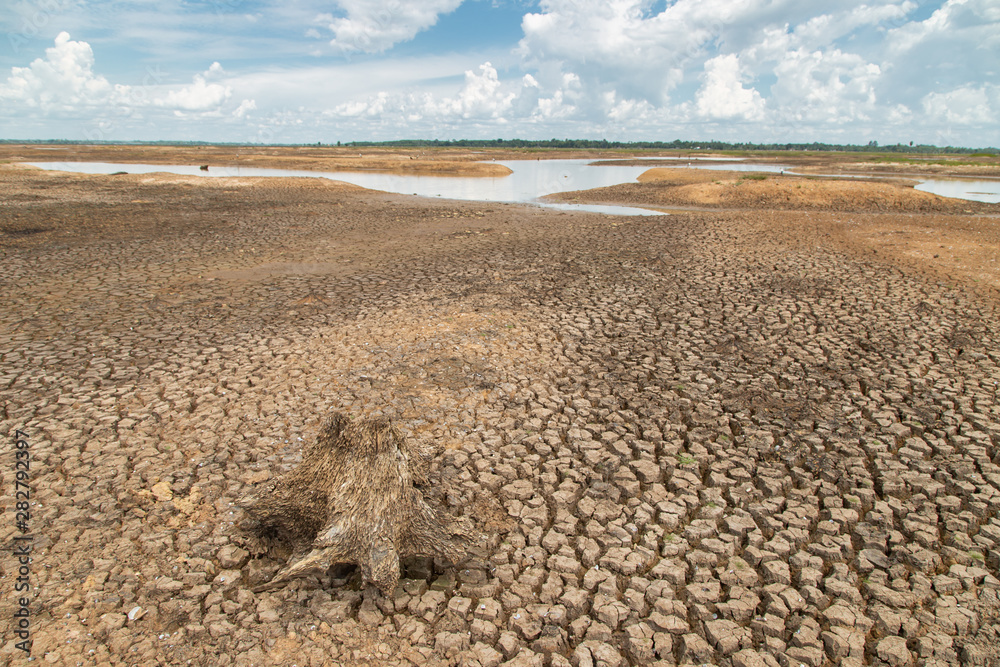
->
[239,411,471,595]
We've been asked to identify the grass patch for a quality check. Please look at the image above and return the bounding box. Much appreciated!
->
[677,453,696,466]
[735,173,768,185]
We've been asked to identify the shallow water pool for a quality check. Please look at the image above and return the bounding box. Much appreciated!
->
[26,159,1000,209]
[26,159,667,216]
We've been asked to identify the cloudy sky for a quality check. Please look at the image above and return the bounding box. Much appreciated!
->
[0,0,997,146]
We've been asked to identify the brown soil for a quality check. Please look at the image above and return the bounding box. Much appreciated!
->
[786,154,1000,180]
[1,149,999,667]
[559,167,994,214]
[550,168,1000,293]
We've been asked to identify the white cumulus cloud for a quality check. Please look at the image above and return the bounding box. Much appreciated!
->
[770,48,881,123]
[1,2,998,146]
[156,66,233,111]
[331,62,519,121]
[790,2,916,50]
[510,0,979,137]
[887,0,999,54]
[233,98,257,118]
[0,31,114,110]
[517,0,729,104]
[428,62,515,118]
[922,84,998,125]
[696,54,765,120]
[0,33,256,138]
[883,0,1000,109]
[321,0,464,54]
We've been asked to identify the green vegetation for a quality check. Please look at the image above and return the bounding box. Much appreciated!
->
[677,453,697,466]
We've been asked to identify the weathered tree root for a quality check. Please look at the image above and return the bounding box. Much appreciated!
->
[239,412,471,595]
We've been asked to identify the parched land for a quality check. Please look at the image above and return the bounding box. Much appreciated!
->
[552,167,1000,293]
[1,147,999,667]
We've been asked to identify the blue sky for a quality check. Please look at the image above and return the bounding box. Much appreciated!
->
[1,0,997,146]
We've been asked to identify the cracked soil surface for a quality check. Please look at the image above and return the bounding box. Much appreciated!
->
[1,149,999,667]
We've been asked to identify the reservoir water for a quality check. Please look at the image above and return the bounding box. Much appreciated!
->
[914,180,1000,204]
[26,159,1000,209]
[26,159,666,216]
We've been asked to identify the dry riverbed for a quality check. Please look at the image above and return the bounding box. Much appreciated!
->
[1,150,999,667]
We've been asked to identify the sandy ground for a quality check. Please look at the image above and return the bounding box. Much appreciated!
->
[1,150,1000,667]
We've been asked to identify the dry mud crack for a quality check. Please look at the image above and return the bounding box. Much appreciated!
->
[1,165,999,667]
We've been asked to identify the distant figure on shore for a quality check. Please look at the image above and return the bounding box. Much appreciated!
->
[200,165,209,171]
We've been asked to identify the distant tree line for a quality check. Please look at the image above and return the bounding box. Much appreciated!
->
[2,138,996,154]
[343,138,998,154]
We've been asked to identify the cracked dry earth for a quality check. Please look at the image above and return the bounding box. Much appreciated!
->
[1,167,1000,667]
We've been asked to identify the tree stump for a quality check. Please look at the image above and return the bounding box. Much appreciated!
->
[239,412,471,595]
